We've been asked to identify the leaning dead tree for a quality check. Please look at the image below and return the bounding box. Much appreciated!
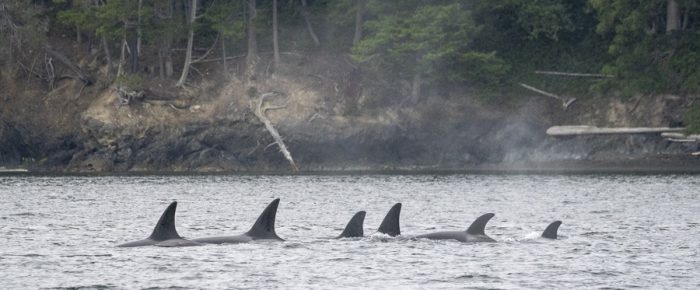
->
[520,83,576,110]
[251,91,299,171]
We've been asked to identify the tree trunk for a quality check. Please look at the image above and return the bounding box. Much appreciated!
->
[128,26,139,73]
[272,0,280,69]
[246,0,258,78]
[137,0,142,57]
[117,36,127,77]
[176,0,197,87]
[300,0,320,47]
[666,0,681,33]
[101,36,112,74]
[352,0,364,45]
[410,71,421,105]
[158,48,165,79]
[76,27,82,43]
[221,37,227,73]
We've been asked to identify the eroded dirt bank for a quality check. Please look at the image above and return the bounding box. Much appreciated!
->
[1,51,699,173]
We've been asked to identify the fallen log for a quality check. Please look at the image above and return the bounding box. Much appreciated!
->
[547,125,686,136]
[661,132,700,142]
[534,70,614,78]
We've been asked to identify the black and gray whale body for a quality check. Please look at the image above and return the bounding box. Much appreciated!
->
[336,211,366,238]
[192,198,283,244]
[336,203,402,238]
[416,214,563,242]
[416,213,497,243]
[117,201,201,247]
[541,220,562,239]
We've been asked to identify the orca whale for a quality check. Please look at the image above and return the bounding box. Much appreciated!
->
[337,211,366,238]
[117,201,201,247]
[376,203,401,237]
[541,220,562,239]
[415,213,496,243]
[192,198,283,244]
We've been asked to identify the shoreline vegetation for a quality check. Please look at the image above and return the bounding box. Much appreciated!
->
[1,1,699,173]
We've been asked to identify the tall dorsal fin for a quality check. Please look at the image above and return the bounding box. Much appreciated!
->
[338,211,366,238]
[466,213,495,235]
[541,220,562,239]
[148,201,182,241]
[246,198,282,240]
[377,203,401,237]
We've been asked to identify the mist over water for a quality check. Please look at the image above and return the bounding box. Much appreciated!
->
[0,174,698,289]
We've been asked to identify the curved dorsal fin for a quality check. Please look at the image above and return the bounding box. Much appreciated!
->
[338,211,366,238]
[246,198,282,240]
[541,220,562,239]
[466,213,495,235]
[377,203,401,237]
[148,201,182,241]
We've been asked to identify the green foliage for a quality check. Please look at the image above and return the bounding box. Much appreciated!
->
[684,102,700,134]
[354,1,506,89]
[479,0,577,41]
[589,0,700,94]
[0,1,49,61]
[204,1,245,40]
[115,73,144,90]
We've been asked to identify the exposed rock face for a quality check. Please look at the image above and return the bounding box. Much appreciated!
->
[0,121,28,166]
[1,53,698,172]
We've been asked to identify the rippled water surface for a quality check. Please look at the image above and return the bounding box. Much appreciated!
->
[1,174,699,289]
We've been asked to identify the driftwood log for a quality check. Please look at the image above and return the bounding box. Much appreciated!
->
[547,125,686,136]
[660,132,700,142]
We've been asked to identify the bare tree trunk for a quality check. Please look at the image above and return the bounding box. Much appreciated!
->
[300,0,320,47]
[176,0,197,87]
[272,0,280,69]
[221,37,227,73]
[137,0,142,56]
[102,36,112,73]
[158,48,165,79]
[76,27,82,43]
[666,0,681,34]
[410,71,421,105]
[246,0,258,78]
[165,50,173,77]
[128,26,138,73]
[352,0,364,45]
[117,36,127,77]
[682,4,690,30]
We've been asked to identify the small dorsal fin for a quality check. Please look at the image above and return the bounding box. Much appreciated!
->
[541,220,562,239]
[246,198,283,240]
[148,201,182,241]
[338,211,366,238]
[466,213,495,235]
[377,203,401,237]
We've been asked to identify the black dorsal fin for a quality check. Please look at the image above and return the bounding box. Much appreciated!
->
[466,213,495,235]
[541,220,562,239]
[338,211,366,238]
[246,198,282,240]
[377,203,401,237]
[148,201,182,241]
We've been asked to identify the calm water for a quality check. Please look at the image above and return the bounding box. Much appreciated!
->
[0,174,698,289]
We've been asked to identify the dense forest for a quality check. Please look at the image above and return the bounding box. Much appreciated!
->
[1,0,700,172]
[2,1,698,94]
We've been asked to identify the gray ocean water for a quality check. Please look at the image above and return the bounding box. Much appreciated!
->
[0,174,698,289]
